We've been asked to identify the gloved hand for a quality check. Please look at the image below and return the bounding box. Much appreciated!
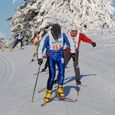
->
[38,58,43,65]
[91,42,96,47]
[71,53,76,58]
[71,53,76,61]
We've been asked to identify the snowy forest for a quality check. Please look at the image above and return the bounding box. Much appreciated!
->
[8,0,115,41]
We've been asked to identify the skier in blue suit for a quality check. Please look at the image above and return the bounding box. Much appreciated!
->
[37,24,70,103]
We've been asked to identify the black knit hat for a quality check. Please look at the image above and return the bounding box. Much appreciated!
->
[51,24,61,36]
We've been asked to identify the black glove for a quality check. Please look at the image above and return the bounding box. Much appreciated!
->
[71,53,76,58]
[38,58,43,65]
[91,42,96,47]
[71,53,76,61]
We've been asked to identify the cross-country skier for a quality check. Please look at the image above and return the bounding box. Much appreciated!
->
[31,30,49,72]
[63,29,96,85]
[37,24,70,103]
[31,32,41,62]
[10,32,24,51]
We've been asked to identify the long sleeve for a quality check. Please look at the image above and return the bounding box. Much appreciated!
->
[80,33,93,44]
[37,36,49,59]
[63,33,70,49]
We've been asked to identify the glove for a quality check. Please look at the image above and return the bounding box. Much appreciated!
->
[38,58,43,65]
[91,42,96,47]
[71,53,76,58]
[71,53,76,61]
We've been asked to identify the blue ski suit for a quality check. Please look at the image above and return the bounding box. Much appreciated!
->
[38,32,70,90]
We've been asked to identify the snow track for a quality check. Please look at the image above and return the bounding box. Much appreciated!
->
[0,30,115,115]
[0,55,12,84]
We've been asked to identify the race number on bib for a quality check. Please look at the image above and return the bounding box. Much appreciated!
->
[52,44,61,50]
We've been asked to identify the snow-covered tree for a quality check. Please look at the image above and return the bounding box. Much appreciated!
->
[10,0,115,40]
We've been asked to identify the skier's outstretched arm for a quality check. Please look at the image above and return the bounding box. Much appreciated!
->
[80,33,96,47]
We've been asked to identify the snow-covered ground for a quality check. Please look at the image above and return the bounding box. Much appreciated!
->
[0,29,115,115]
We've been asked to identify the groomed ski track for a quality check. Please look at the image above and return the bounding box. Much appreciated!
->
[0,30,115,115]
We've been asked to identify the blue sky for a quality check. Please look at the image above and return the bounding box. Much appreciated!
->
[0,0,115,38]
[0,0,24,38]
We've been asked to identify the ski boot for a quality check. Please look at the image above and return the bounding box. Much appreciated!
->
[76,80,81,85]
[44,90,52,103]
[57,85,64,97]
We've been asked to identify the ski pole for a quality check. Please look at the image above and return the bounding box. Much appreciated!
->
[31,65,41,103]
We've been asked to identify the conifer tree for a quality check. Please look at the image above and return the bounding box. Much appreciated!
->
[10,0,115,38]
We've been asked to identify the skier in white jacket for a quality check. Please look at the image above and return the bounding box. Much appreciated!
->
[62,29,96,85]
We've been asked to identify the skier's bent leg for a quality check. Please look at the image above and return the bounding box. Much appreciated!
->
[57,56,65,85]
[44,58,56,102]
[54,52,71,83]
[47,58,56,90]
[57,56,65,97]
[20,40,23,48]
[12,40,19,49]
[73,52,81,84]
